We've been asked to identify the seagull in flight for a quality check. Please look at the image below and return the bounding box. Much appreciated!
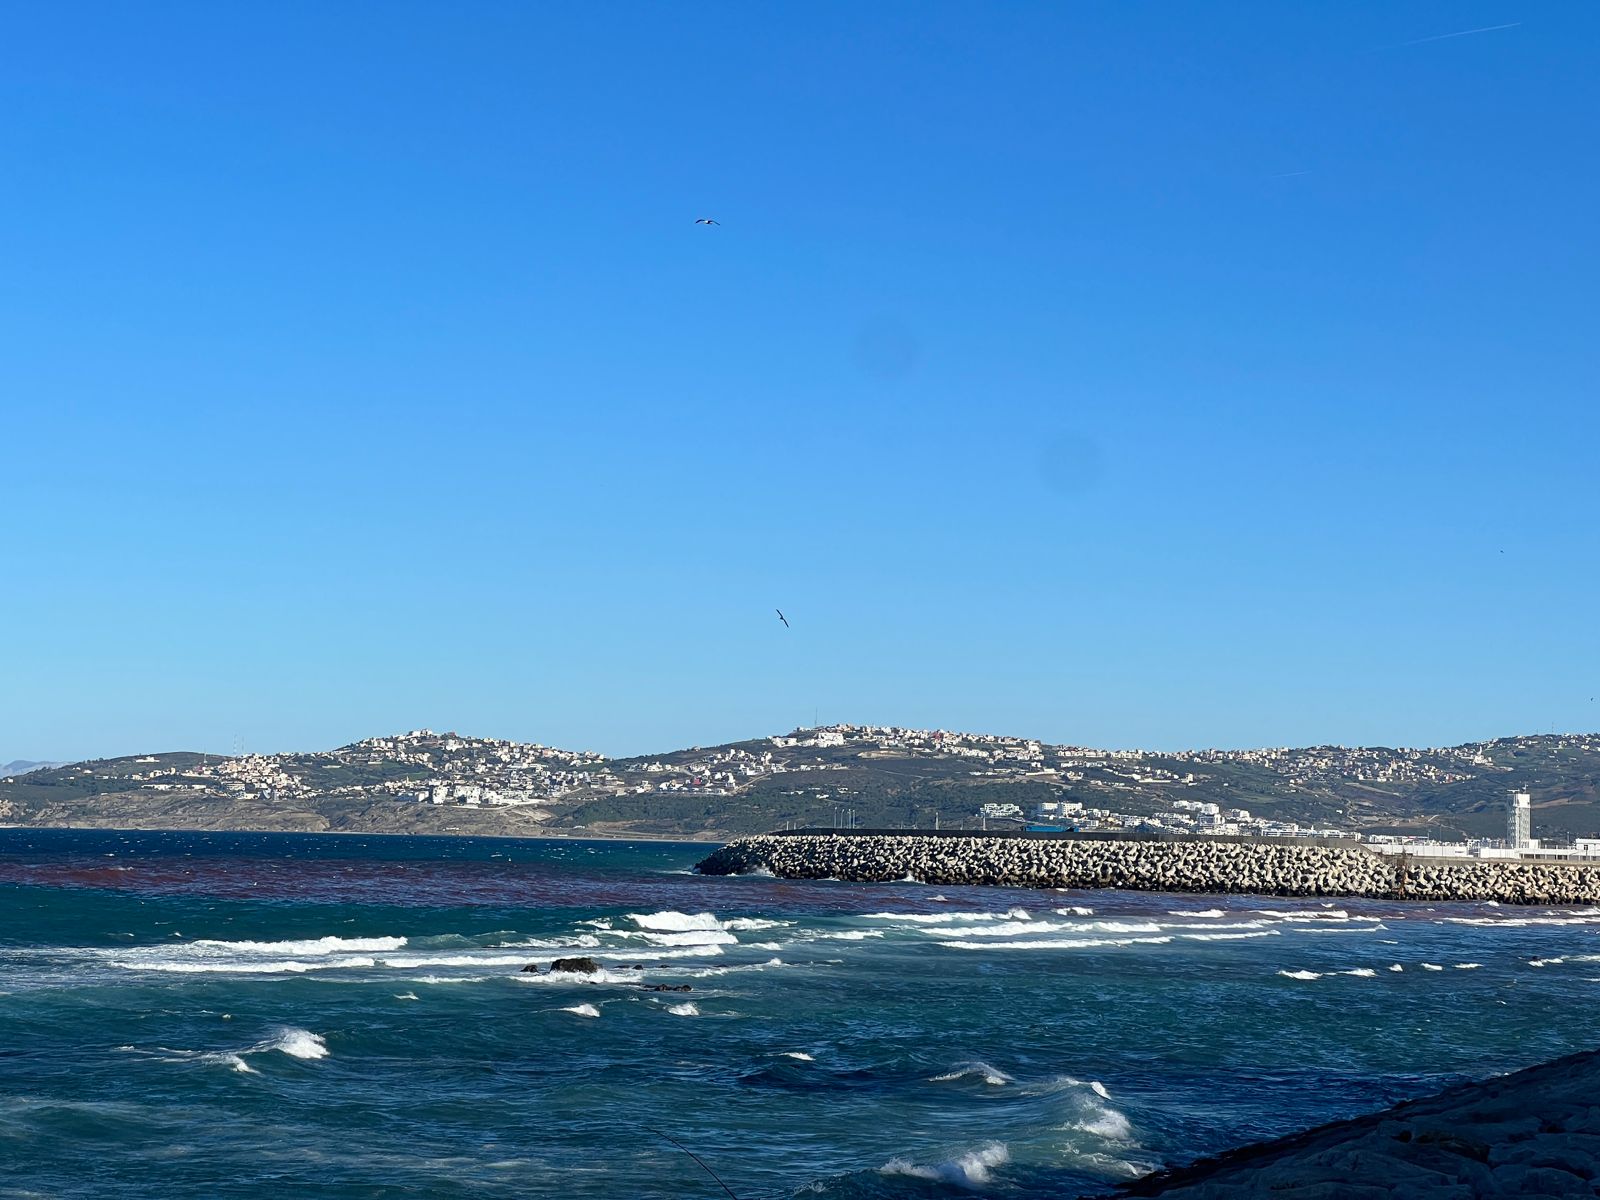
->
[694,218,720,226]
[776,609,789,628]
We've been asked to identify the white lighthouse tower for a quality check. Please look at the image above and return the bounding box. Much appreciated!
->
[1507,792,1532,852]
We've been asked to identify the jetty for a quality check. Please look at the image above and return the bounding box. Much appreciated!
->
[696,829,1600,904]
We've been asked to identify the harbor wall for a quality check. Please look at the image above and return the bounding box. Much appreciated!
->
[695,833,1600,904]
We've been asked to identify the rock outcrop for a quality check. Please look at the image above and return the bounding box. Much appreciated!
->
[1112,1048,1600,1198]
[697,833,1600,904]
[547,956,602,974]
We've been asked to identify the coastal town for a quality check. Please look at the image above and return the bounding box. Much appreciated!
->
[5,723,1600,847]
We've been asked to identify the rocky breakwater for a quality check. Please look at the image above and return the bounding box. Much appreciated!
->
[695,834,1600,904]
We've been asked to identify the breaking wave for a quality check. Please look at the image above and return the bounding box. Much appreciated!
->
[881,1142,1009,1187]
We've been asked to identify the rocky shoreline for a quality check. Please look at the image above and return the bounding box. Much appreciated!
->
[696,833,1600,904]
[1106,1048,1600,1198]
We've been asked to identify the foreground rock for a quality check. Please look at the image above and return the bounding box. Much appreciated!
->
[697,833,1600,904]
[547,956,601,974]
[1110,1048,1600,1198]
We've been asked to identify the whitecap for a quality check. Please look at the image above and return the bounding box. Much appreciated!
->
[780,1052,814,1061]
[1388,964,1404,972]
[1529,958,1565,968]
[1181,931,1279,942]
[627,911,724,933]
[1342,968,1377,978]
[1420,963,1444,971]
[881,1143,1009,1187]
[931,1062,1013,1087]
[380,954,534,969]
[1277,969,1322,981]
[561,1003,600,1018]
[666,1002,699,1016]
[1455,962,1483,970]
[1168,909,1225,918]
[190,935,406,955]
[939,936,1172,951]
[263,1027,329,1060]
[610,930,739,947]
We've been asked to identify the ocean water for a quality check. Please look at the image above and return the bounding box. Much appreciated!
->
[3,831,1599,1198]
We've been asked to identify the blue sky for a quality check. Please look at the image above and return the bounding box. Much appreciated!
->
[3,3,1596,761]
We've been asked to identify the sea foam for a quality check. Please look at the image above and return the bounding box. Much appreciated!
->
[881,1142,1009,1187]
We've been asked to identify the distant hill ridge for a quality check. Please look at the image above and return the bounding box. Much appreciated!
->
[0,760,62,778]
[2,725,1597,842]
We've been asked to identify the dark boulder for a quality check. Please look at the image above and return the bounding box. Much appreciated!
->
[549,956,602,974]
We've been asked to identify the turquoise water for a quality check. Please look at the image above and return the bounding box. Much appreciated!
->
[3,830,1598,1198]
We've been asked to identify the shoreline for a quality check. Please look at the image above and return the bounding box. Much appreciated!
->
[1107,1048,1600,1198]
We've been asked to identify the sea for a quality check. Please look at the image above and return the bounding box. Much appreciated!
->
[3,829,1598,1199]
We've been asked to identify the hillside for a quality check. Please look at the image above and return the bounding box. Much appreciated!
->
[3,725,1599,842]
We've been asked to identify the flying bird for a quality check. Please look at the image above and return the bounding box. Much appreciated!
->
[694,218,720,226]
[776,609,789,628]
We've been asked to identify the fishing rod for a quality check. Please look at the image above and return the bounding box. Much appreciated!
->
[645,1126,740,1200]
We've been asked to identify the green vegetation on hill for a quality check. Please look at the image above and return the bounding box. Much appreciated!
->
[4,728,1600,841]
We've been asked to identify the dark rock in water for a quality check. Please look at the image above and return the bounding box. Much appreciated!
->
[641,983,693,993]
[549,956,601,974]
[519,963,542,974]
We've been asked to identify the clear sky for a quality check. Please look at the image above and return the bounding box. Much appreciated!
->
[3,2,1596,762]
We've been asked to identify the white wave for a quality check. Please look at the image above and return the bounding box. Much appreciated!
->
[262,1028,328,1060]
[414,974,494,984]
[115,957,377,974]
[588,945,724,960]
[516,967,635,985]
[189,936,406,956]
[666,1002,699,1016]
[866,909,1031,925]
[881,1143,1009,1187]
[1529,958,1565,968]
[815,930,884,940]
[722,918,788,932]
[1074,1107,1134,1140]
[1057,906,1095,916]
[931,1062,1013,1087]
[938,936,1172,952]
[1341,968,1377,978]
[1089,1081,1110,1099]
[1277,970,1322,980]
[1256,910,1381,922]
[394,992,420,1000]
[627,911,724,933]
[781,1051,814,1061]
[1455,962,1483,970]
[1300,924,1387,934]
[1420,963,1444,971]
[1180,930,1278,942]
[561,1003,600,1018]
[380,954,534,968]
[503,935,602,950]
[611,930,739,947]
[1389,964,1404,972]
[1445,913,1600,927]
[925,920,1162,939]
[1169,909,1225,918]
[684,958,786,978]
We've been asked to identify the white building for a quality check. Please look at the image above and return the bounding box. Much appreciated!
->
[1508,792,1532,850]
